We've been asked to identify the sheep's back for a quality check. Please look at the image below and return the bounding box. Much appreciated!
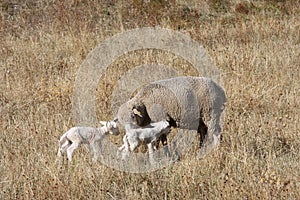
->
[136,77,201,130]
[136,84,180,122]
[190,77,226,123]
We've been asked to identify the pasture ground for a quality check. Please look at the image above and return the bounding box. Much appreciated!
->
[1,1,299,199]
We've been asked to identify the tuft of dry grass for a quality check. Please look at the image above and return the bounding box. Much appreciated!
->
[1,0,299,199]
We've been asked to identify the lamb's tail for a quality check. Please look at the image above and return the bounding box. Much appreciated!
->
[57,130,70,159]
[59,130,69,148]
[57,131,66,159]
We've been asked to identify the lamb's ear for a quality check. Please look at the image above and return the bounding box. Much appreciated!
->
[132,108,143,117]
[99,121,107,126]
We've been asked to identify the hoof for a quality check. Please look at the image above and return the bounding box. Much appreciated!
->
[198,135,220,159]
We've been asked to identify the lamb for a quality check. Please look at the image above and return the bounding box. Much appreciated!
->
[116,76,226,158]
[118,120,171,164]
[57,119,119,163]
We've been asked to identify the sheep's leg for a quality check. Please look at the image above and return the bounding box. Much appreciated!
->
[198,118,208,147]
[159,134,171,157]
[66,142,80,162]
[208,112,222,144]
[90,141,100,162]
[198,112,221,158]
[153,140,160,150]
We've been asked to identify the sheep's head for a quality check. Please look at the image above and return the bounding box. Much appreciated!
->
[131,104,151,127]
[100,119,120,135]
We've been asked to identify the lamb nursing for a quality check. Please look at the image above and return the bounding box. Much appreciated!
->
[116,76,226,158]
[118,120,171,164]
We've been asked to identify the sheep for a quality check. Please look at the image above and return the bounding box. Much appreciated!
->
[118,120,171,164]
[57,119,119,163]
[116,76,226,158]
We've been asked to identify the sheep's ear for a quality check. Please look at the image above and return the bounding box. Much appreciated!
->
[99,121,107,126]
[133,108,142,117]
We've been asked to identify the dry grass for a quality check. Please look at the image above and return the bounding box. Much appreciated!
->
[1,0,299,199]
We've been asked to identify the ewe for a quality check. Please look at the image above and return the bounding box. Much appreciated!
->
[57,119,119,163]
[116,76,226,158]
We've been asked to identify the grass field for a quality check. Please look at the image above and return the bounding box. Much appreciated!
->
[1,0,299,199]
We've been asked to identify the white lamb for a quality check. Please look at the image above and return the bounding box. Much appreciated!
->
[118,120,170,164]
[57,120,119,163]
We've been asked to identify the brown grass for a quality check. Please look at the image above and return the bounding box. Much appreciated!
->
[1,0,299,199]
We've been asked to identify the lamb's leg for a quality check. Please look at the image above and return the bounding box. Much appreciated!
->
[57,140,70,160]
[56,147,63,162]
[128,138,139,152]
[147,143,155,165]
[56,142,63,164]
[61,140,70,151]
[57,141,63,158]
[66,142,80,162]
[57,149,62,158]
[119,135,130,160]
[118,135,127,152]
